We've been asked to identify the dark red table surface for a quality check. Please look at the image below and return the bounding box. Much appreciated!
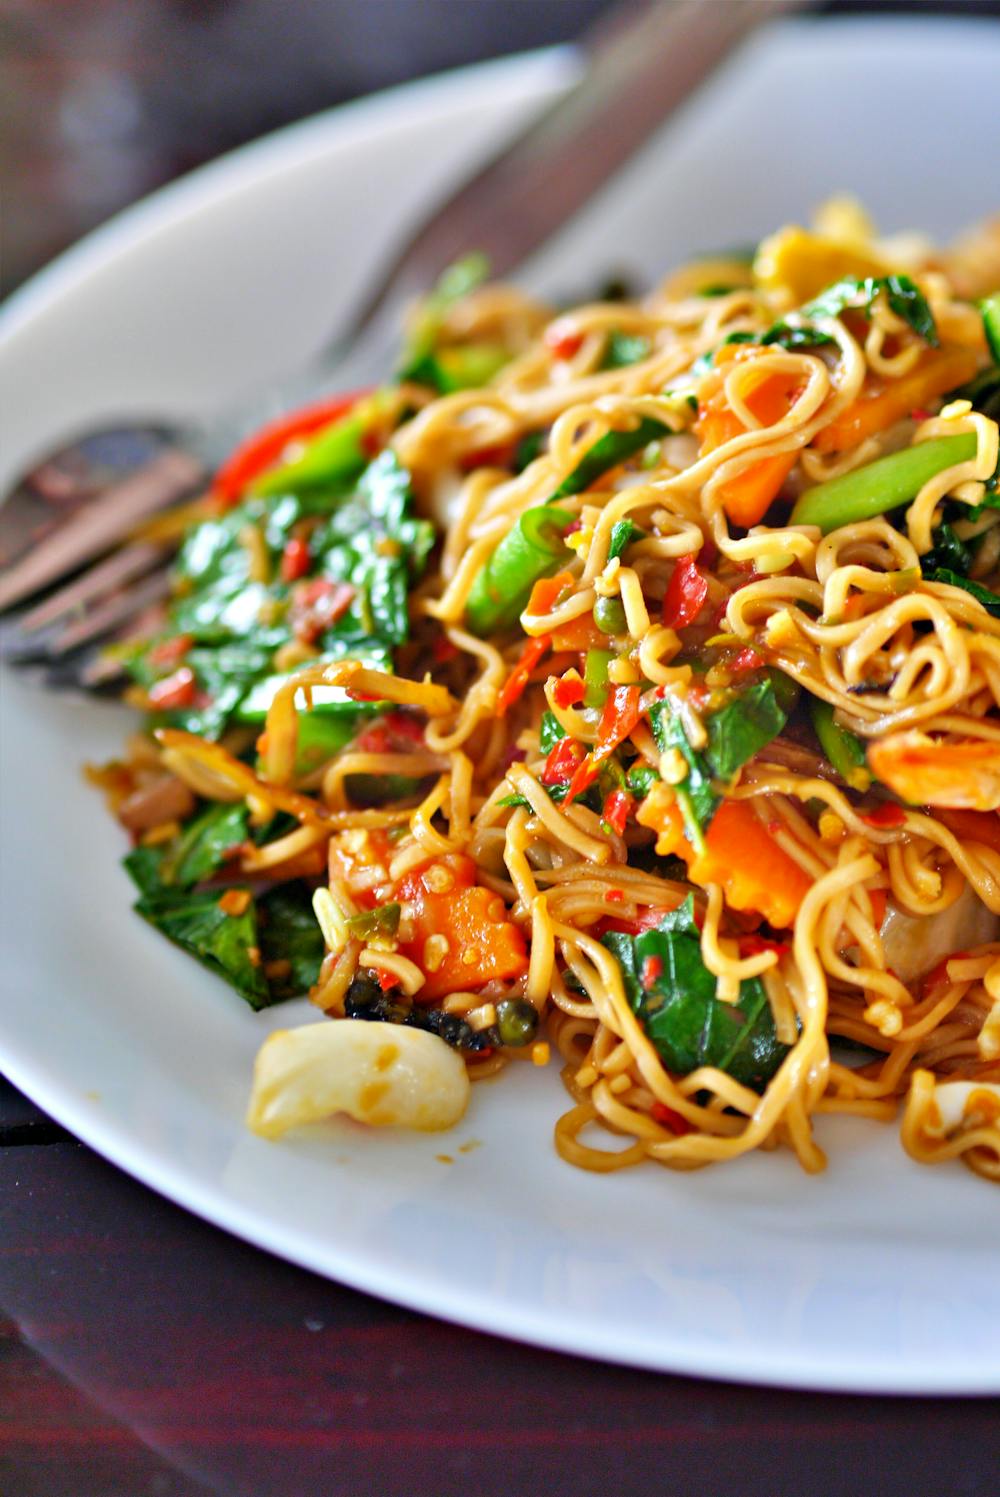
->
[3,1073,999,1497]
[4,3,1000,1492]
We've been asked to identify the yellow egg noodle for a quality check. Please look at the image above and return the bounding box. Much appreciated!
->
[94,203,1000,1181]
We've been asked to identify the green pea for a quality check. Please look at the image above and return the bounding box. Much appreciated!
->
[496,998,539,1047]
[593,595,627,635]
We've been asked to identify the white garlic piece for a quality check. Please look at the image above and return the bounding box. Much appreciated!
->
[247,1019,470,1138]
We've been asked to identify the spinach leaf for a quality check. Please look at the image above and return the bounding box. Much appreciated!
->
[608,518,646,561]
[625,763,660,798]
[125,451,432,740]
[703,674,789,782]
[122,843,168,899]
[161,803,249,888]
[550,417,669,501]
[123,804,248,895]
[602,896,789,1091]
[764,274,938,352]
[923,522,972,575]
[951,365,1000,424]
[648,698,720,833]
[601,331,651,369]
[539,710,567,753]
[134,886,270,1008]
[926,568,1000,617]
[257,883,325,1000]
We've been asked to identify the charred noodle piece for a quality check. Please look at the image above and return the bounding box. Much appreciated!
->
[790,433,978,531]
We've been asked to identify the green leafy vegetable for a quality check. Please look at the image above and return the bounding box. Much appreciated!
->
[764,274,938,352]
[703,674,790,782]
[648,699,719,842]
[539,710,567,753]
[125,450,432,738]
[123,803,248,894]
[161,803,249,888]
[625,763,660,798]
[923,522,972,575]
[949,365,1000,424]
[602,897,790,1091]
[134,886,270,1008]
[257,883,326,1000]
[550,417,669,501]
[808,698,871,791]
[925,568,1000,617]
[601,331,651,369]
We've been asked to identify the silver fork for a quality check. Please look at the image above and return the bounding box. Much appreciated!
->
[0,0,807,684]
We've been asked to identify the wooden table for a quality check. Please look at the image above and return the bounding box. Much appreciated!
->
[2,1075,997,1496]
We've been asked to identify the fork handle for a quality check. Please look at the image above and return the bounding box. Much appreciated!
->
[0,448,205,613]
[341,0,810,330]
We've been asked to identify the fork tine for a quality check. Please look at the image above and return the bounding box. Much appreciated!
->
[47,568,173,657]
[18,541,168,633]
[0,448,204,612]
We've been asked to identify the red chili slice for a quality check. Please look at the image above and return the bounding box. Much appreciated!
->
[662,555,708,630]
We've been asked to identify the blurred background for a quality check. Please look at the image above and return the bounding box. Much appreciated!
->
[2,0,997,296]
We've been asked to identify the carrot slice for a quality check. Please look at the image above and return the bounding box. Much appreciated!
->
[395,854,528,1001]
[813,345,980,453]
[697,369,801,527]
[638,792,811,929]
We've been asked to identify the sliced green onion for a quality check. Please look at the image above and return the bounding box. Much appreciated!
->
[808,698,871,791]
[790,433,977,533]
[550,417,668,501]
[464,505,574,636]
[347,903,401,940]
[583,648,614,709]
[417,342,509,393]
[981,292,1000,365]
[250,410,369,497]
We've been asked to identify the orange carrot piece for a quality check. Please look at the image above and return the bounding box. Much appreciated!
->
[525,571,603,651]
[395,854,528,1000]
[812,345,980,453]
[526,570,575,617]
[639,793,811,929]
[697,369,801,527]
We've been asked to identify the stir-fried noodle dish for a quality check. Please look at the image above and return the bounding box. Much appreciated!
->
[91,202,1000,1182]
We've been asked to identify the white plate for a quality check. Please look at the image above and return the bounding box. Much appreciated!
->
[3,18,1000,1394]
